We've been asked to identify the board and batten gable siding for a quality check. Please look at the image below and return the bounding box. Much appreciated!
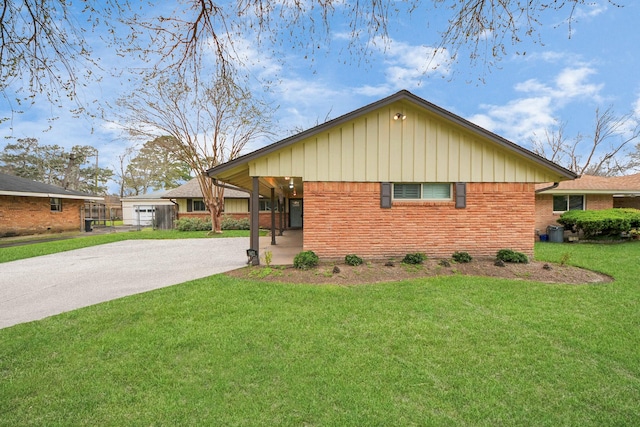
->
[224,198,249,213]
[249,104,559,183]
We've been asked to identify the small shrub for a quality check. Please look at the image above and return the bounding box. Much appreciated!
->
[345,254,364,266]
[221,216,250,230]
[293,250,319,270]
[263,250,273,267]
[402,252,427,265]
[452,251,472,263]
[174,217,212,231]
[496,249,529,264]
[559,252,571,266]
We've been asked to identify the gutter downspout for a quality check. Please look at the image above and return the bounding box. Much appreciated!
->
[535,182,560,193]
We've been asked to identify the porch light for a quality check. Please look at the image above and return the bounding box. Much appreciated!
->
[289,177,294,189]
[394,112,406,121]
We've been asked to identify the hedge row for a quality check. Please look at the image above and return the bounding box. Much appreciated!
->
[174,215,250,231]
[558,208,640,238]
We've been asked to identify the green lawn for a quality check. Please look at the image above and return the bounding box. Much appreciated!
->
[1,242,639,425]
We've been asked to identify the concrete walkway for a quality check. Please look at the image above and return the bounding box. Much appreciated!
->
[0,238,248,329]
[259,229,303,265]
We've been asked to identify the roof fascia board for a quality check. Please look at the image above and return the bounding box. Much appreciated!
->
[540,189,640,195]
[0,190,102,200]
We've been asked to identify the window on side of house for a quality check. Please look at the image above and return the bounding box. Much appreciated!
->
[553,195,585,212]
[50,197,62,212]
[192,199,207,211]
[259,200,279,212]
[393,183,452,200]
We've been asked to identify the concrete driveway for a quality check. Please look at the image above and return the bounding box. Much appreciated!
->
[0,238,248,329]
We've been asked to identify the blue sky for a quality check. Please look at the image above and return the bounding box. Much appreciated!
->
[1,1,638,193]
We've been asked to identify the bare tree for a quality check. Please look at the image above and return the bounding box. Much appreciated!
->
[116,73,272,232]
[531,106,640,176]
[1,1,624,111]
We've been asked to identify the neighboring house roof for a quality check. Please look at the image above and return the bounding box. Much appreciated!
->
[207,90,577,196]
[536,173,640,195]
[162,178,250,199]
[121,190,171,201]
[0,172,103,200]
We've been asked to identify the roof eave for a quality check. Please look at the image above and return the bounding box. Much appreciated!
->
[0,190,103,200]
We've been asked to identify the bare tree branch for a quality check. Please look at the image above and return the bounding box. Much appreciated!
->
[115,71,273,232]
[531,105,640,176]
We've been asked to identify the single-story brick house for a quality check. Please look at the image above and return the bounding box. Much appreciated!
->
[535,173,640,234]
[207,90,576,262]
[0,172,103,237]
[161,178,277,229]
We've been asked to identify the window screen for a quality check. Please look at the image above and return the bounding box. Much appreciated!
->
[423,183,451,199]
[394,184,421,199]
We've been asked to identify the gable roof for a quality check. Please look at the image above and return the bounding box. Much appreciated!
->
[536,173,640,195]
[0,172,103,200]
[162,178,250,199]
[207,90,577,191]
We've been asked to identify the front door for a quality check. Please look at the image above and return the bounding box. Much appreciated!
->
[289,199,303,228]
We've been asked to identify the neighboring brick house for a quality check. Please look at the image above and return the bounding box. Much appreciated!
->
[162,178,278,229]
[207,90,576,262]
[535,173,640,235]
[0,172,103,237]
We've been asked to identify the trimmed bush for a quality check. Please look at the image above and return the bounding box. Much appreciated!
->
[558,208,640,238]
[345,254,364,266]
[221,216,250,230]
[402,252,427,265]
[174,217,212,231]
[452,251,473,263]
[496,249,529,264]
[293,250,319,270]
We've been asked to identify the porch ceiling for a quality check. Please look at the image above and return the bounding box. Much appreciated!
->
[212,167,303,199]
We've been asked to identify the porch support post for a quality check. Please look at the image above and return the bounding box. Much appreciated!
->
[278,195,284,236]
[270,187,276,245]
[250,176,260,266]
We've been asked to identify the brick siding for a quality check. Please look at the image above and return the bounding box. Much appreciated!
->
[304,182,536,259]
[0,195,84,237]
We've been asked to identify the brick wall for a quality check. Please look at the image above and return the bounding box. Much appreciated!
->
[304,182,536,259]
[0,195,84,237]
[535,194,613,234]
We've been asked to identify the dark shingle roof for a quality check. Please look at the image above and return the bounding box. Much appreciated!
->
[0,172,102,200]
[162,178,250,199]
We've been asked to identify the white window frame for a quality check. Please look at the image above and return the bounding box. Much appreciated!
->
[552,195,585,213]
[392,183,452,201]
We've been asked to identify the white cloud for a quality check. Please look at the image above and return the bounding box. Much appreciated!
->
[553,67,603,100]
[352,36,452,95]
[574,1,608,19]
[469,65,604,142]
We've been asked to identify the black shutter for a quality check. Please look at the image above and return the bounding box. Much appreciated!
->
[186,199,193,212]
[381,182,392,208]
[455,183,466,208]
